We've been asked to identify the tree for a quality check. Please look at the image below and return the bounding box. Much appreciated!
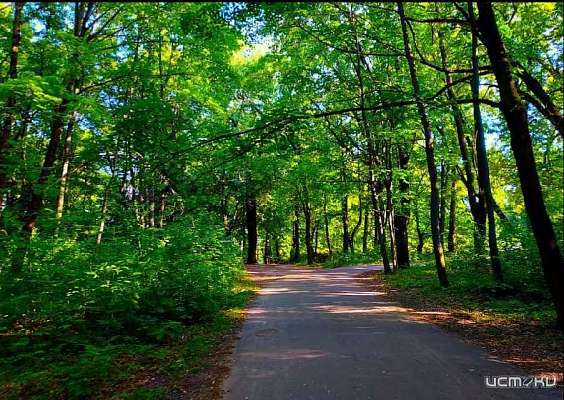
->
[474,1,563,324]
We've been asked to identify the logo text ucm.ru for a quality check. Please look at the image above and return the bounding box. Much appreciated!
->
[485,375,558,389]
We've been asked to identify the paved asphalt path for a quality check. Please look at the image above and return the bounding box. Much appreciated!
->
[222,264,562,400]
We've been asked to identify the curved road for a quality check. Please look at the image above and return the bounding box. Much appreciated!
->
[223,264,561,400]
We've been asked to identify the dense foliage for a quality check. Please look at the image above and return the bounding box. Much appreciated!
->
[0,2,562,398]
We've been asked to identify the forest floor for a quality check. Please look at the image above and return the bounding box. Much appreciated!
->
[358,268,564,385]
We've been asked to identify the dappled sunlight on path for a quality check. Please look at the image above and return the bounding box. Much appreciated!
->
[223,264,562,400]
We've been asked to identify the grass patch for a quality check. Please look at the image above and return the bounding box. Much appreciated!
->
[383,253,556,323]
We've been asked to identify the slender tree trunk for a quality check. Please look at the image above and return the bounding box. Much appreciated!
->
[245,195,257,264]
[415,202,424,254]
[263,232,271,264]
[470,6,503,282]
[447,178,457,252]
[439,162,448,241]
[0,2,25,210]
[96,180,112,246]
[395,148,410,267]
[303,206,314,265]
[384,175,398,272]
[350,195,363,253]
[476,1,562,324]
[398,1,448,286]
[290,207,300,262]
[55,114,75,221]
[158,190,165,228]
[362,210,369,253]
[275,237,281,261]
[375,206,391,273]
[341,195,350,253]
[314,220,319,257]
[323,194,332,255]
[148,187,155,228]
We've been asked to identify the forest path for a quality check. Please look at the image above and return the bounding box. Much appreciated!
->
[222,264,561,400]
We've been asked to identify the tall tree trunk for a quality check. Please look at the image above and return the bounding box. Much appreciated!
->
[0,1,25,209]
[438,28,486,252]
[245,195,257,264]
[475,1,562,324]
[447,177,457,252]
[470,4,503,282]
[341,195,350,253]
[398,1,448,286]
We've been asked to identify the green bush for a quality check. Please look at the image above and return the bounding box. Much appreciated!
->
[0,213,244,399]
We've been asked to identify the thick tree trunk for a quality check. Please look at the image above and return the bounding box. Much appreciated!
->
[0,2,25,209]
[447,178,457,252]
[398,1,448,286]
[476,1,563,324]
[245,195,257,264]
[470,7,503,281]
